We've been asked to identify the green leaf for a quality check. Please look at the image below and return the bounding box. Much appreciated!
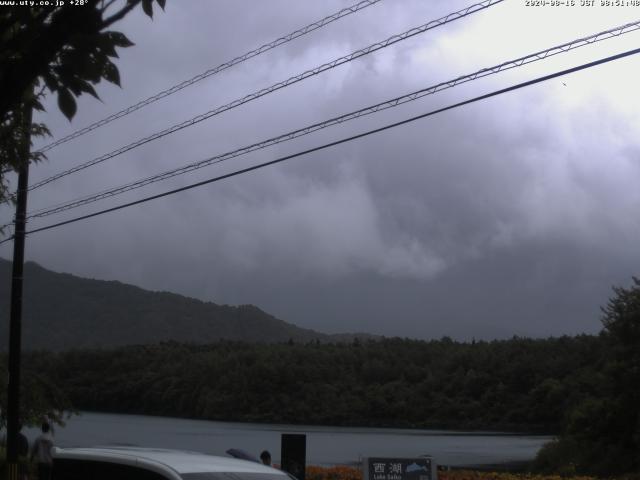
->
[30,123,51,139]
[42,71,58,92]
[32,98,45,112]
[81,57,104,83]
[67,77,99,99]
[57,88,77,121]
[103,61,121,87]
[80,81,99,99]
[142,0,153,18]
[107,31,134,48]
[96,33,118,58]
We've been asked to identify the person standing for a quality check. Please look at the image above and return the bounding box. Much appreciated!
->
[260,450,272,466]
[17,423,30,480]
[30,422,54,480]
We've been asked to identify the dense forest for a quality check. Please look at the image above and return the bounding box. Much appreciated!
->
[1,275,638,475]
[10,335,604,432]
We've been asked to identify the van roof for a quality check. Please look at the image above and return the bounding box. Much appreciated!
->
[53,447,288,476]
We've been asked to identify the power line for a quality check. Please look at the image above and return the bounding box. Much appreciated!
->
[27,0,503,192]
[24,19,640,221]
[34,0,385,155]
[3,46,636,244]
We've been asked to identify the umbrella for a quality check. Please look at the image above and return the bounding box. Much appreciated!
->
[226,448,260,463]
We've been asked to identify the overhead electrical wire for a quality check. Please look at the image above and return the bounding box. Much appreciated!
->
[22,19,640,221]
[1,46,636,245]
[26,0,503,192]
[33,0,386,155]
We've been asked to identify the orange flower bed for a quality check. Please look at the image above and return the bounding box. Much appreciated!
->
[304,466,600,480]
[307,465,363,480]
[438,472,597,480]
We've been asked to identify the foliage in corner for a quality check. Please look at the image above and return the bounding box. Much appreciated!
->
[0,0,165,424]
[0,354,75,431]
[534,277,640,476]
[0,0,166,205]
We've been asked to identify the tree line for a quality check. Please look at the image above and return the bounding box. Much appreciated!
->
[7,335,603,432]
[2,278,638,476]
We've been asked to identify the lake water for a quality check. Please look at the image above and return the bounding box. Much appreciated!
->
[28,412,552,467]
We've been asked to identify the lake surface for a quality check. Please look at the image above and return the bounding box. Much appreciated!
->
[29,412,552,467]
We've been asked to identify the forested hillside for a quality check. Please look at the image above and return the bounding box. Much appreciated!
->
[0,259,370,350]
[16,335,605,433]
[2,257,637,475]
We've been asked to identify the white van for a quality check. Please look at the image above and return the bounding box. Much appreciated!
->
[52,447,293,480]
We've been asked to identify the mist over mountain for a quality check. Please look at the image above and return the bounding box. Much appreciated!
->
[0,258,373,351]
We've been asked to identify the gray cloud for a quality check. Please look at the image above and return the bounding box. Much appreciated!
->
[2,0,639,340]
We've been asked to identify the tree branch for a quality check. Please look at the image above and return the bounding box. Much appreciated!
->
[101,0,140,29]
[100,0,118,13]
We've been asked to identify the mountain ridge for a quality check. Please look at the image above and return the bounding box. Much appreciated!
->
[0,258,376,351]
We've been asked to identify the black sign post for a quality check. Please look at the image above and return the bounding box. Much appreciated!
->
[364,457,436,480]
[281,433,306,480]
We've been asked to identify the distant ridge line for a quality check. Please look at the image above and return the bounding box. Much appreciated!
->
[0,258,379,352]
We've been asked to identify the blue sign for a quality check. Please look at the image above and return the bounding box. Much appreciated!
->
[364,457,435,480]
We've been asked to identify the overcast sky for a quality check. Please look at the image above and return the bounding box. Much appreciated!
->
[2,0,640,340]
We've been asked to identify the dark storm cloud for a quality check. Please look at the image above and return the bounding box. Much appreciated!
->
[2,0,639,339]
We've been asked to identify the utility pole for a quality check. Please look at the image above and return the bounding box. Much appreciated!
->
[6,99,32,480]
